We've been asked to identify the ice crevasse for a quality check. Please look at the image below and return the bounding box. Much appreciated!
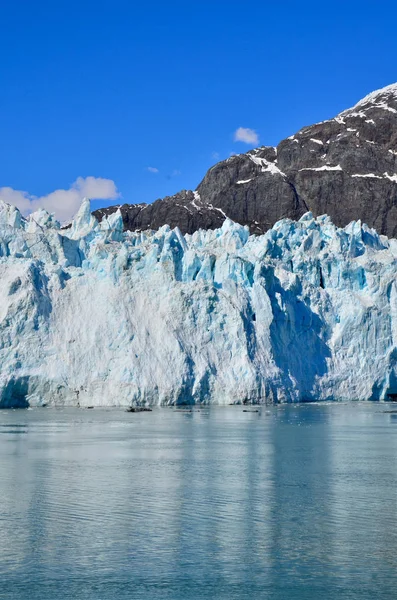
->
[0,198,396,407]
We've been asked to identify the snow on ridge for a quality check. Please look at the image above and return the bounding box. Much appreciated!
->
[190,191,202,210]
[351,172,397,182]
[248,154,286,177]
[354,83,397,105]
[341,83,397,116]
[372,102,397,114]
[343,110,367,119]
[300,165,343,172]
[352,173,383,179]
[207,204,227,218]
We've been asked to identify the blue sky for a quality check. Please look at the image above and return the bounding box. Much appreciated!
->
[1,0,397,220]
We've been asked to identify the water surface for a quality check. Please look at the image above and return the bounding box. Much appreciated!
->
[1,403,397,599]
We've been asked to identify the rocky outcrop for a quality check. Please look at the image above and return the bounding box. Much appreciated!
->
[95,83,397,237]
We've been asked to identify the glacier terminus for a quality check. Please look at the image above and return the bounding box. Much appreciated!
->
[0,198,396,407]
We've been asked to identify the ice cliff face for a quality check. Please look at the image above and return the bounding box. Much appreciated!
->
[0,199,396,407]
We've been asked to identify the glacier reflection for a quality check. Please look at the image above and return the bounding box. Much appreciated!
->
[0,405,397,599]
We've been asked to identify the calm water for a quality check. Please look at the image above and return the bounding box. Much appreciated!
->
[1,404,397,599]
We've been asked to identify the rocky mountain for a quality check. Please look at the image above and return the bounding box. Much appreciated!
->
[94,83,397,238]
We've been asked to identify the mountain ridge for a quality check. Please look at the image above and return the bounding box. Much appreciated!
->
[94,84,397,238]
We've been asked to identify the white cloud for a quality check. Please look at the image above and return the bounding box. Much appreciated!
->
[147,167,159,173]
[0,176,120,223]
[233,127,259,145]
[172,169,182,176]
[212,152,220,160]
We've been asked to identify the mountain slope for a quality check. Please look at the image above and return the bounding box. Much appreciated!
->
[95,83,397,237]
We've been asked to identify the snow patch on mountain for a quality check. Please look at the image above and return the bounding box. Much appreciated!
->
[343,83,397,114]
[248,154,286,177]
[300,165,343,172]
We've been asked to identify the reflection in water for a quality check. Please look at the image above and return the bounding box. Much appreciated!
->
[0,405,397,599]
[328,408,397,597]
[268,406,335,594]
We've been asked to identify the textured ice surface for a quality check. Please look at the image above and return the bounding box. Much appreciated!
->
[0,198,396,407]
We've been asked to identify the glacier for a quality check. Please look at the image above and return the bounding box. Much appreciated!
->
[0,198,395,407]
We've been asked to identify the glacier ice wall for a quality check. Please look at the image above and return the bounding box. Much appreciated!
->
[0,198,396,407]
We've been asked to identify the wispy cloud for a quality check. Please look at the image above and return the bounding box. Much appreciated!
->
[212,151,220,160]
[172,169,181,176]
[0,176,120,223]
[147,166,159,173]
[233,127,259,145]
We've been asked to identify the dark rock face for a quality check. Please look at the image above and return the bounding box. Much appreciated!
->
[95,192,226,234]
[94,84,397,237]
